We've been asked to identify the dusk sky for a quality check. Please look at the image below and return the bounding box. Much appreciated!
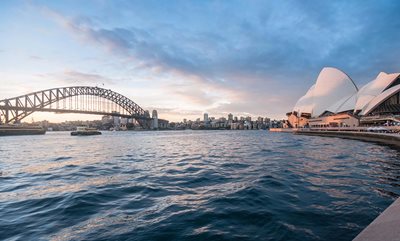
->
[1,0,400,122]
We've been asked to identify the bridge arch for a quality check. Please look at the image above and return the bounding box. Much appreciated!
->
[0,86,150,127]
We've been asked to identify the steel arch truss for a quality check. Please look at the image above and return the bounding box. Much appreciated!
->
[0,86,150,127]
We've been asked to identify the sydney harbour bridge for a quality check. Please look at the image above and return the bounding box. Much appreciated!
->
[0,86,154,128]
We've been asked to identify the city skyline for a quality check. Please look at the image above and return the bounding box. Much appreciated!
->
[2,1,400,122]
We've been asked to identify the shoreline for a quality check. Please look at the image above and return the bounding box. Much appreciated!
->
[270,127,400,148]
[353,197,400,241]
[294,130,400,148]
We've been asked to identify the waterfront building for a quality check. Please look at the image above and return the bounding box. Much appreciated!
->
[231,122,244,130]
[101,115,112,125]
[244,120,251,129]
[111,111,121,129]
[307,112,359,128]
[287,67,400,128]
[158,119,169,129]
[228,113,233,121]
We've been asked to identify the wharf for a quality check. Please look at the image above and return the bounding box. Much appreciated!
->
[0,125,46,136]
[353,197,400,241]
[269,128,299,133]
[294,129,400,148]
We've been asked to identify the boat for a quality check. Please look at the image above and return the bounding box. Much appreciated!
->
[71,126,102,136]
[0,125,46,136]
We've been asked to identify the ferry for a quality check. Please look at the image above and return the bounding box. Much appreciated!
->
[0,125,46,136]
[71,126,102,136]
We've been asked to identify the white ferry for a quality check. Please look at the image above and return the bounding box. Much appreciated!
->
[71,126,101,136]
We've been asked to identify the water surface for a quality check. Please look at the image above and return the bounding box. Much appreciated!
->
[1,130,399,240]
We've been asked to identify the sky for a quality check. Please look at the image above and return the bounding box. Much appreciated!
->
[1,0,400,122]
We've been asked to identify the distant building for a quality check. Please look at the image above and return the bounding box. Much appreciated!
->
[158,119,169,129]
[111,111,120,129]
[101,115,112,125]
[204,113,209,123]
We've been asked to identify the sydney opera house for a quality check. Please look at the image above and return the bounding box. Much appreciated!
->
[286,67,400,128]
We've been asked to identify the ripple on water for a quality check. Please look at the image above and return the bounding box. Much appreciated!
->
[0,131,399,241]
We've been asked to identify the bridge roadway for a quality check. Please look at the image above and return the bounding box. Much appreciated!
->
[0,106,150,120]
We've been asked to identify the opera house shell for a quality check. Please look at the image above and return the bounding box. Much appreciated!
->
[288,67,400,127]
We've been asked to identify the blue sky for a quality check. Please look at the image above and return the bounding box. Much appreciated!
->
[1,0,400,121]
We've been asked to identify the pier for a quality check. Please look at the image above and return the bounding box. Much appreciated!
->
[353,197,400,241]
[294,129,400,148]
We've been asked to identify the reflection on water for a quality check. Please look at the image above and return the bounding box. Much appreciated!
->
[0,131,399,241]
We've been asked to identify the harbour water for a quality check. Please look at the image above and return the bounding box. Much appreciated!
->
[0,130,399,241]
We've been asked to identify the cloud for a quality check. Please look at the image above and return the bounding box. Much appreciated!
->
[34,1,400,119]
[39,6,244,108]
[44,70,115,85]
[29,55,43,61]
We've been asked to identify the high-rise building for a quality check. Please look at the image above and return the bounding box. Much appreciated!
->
[228,113,233,121]
[112,111,120,129]
[204,113,209,123]
[121,118,128,124]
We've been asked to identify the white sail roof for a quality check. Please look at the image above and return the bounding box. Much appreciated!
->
[361,85,400,115]
[293,84,315,114]
[293,67,358,117]
[327,93,357,113]
[354,72,400,112]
